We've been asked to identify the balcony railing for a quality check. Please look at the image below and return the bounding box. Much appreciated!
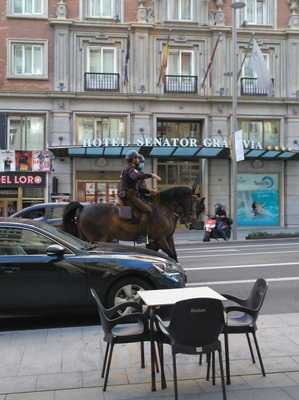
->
[240,77,274,96]
[164,75,198,94]
[84,73,120,91]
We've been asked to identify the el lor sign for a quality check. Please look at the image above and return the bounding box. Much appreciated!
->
[83,137,263,149]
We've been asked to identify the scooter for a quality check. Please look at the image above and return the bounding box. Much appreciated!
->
[203,216,232,242]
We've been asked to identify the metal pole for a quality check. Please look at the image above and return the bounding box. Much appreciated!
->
[231,4,238,240]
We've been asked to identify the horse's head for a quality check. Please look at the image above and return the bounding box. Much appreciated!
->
[159,186,194,224]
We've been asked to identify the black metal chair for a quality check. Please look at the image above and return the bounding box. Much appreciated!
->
[90,288,158,391]
[154,298,227,400]
[222,278,268,385]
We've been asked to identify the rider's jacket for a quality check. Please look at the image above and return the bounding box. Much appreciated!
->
[118,164,152,199]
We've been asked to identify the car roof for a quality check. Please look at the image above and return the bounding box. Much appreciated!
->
[0,217,53,228]
[10,202,68,217]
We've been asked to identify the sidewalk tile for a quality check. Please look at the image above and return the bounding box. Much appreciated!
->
[242,372,296,388]
[36,372,82,391]
[0,375,37,395]
[55,387,105,400]
[285,372,299,384]
[233,387,294,400]
[282,386,299,400]
[6,391,55,400]
[18,346,62,376]
[102,383,153,400]
[82,368,128,387]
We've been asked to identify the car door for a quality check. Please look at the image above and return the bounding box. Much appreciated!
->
[0,226,90,315]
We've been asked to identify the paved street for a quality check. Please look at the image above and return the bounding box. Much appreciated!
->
[176,237,299,314]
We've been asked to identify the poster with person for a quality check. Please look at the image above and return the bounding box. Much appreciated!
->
[0,150,16,172]
[237,173,280,226]
[15,151,32,172]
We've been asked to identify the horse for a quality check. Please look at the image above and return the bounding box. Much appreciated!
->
[62,186,200,261]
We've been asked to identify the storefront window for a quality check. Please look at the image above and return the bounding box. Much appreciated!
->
[158,161,199,188]
[8,116,45,150]
[76,116,126,145]
[240,120,279,147]
[77,181,119,204]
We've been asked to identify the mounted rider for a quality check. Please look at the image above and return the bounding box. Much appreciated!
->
[118,151,161,224]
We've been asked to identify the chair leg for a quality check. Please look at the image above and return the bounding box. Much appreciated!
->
[218,347,227,400]
[101,342,110,378]
[199,353,203,365]
[212,351,216,386]
[252,331,266,377]
[159,342,167,390]
[103,342,114,392]
[246,333,256,364]
[154,342,160,373]
[224,332,231,385]
[172,347,178,400]
[140,341,145,369]
[206,352,211,381]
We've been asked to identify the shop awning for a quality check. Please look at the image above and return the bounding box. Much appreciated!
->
[48,146,299,160]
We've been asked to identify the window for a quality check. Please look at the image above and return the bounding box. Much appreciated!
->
[168,51,193,76]
[9,41,47,78]
[245,0,268,25]
[8,116,45,150]
[167,0,193,21]
[76,116,126,145]
[87,47,116,73]
[242,52,269,78]
[158,161,199,187]
[87,0,115,18]
[157,120,201,140]
[240,120,280,147]
[11,0,44,15]
[165,51,196,93]
[0,227,54,255]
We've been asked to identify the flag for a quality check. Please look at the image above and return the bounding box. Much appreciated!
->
[124,35,130,86]
[249,39,273,95]
[201,33,222,89]
[234,130,245,162]
[157,38,169,87]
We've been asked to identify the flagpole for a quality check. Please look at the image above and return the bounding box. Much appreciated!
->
[201,32,222,89]
[231,1,246,241]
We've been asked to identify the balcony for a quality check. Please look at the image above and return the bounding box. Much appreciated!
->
[240,77,274,96]
[84,73,120,91]
[164,75,198,94]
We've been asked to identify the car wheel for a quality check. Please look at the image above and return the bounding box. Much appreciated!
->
[107,277,153,310]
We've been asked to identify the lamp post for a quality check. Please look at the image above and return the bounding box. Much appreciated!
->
[231,1,245,240]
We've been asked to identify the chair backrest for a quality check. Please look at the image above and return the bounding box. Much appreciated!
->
[168,298,224,347]
[90,288,111,336]
[246,278,268,317]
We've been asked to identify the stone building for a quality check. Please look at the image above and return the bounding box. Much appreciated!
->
[0,0,299,228]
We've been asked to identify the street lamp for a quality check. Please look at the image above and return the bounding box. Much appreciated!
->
[231,1,246,240]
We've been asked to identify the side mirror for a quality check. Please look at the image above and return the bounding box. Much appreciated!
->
[46,244,65,260]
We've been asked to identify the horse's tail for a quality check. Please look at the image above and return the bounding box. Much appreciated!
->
[62,201,83,237]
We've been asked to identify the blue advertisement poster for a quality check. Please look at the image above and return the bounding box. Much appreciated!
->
[237,174,280,226]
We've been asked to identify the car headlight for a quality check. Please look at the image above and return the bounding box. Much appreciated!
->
[153,262,181,274]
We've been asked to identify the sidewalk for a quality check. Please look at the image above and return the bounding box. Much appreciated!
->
[1,313,299,399]
[174,226,299,244]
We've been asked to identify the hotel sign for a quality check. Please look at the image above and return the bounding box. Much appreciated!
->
[0,172,46,187]
[82,137,263,150]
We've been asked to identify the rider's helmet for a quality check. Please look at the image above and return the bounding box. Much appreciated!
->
[125,150,139,163]
[215,203,226,216]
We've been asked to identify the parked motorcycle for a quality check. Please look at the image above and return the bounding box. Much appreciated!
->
[203,216,232,242]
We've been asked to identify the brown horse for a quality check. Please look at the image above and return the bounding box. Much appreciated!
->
[62,186,201,261]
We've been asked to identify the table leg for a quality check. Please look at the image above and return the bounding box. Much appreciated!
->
[150,308,156,392]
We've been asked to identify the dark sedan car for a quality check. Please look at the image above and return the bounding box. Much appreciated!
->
[0,219,186,320]
[11,202,67,227]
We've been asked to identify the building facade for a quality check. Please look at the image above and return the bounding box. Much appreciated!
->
[1,0,299,228]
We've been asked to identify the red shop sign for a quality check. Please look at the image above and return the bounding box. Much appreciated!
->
[0,172,46,187]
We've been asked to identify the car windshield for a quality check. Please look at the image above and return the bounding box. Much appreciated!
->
[38,223,91,251]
